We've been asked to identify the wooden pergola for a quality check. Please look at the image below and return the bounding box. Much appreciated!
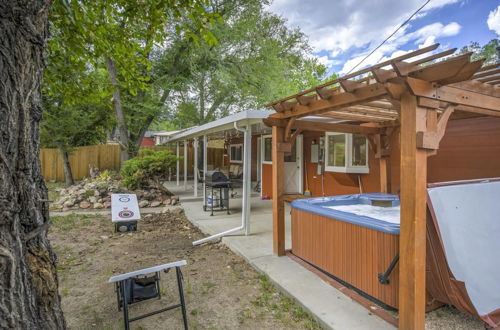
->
[263,44,500,329]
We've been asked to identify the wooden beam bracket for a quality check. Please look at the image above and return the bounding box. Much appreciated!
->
[416,105,455,150]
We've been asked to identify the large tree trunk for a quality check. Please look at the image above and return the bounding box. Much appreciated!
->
[59,148,74,186]
[106,57,130,164]
[0,0,66,329]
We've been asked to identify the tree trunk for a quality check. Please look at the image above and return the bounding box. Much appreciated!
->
[106,57,130,164]
[0,1,66,329]
[59,148,74,186]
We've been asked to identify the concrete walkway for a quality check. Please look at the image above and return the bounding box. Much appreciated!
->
[166,181,395,330]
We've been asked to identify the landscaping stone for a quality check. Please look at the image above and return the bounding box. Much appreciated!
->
[93,202,104,209]
[63,200,75,207]
[79,201,91,209]
[139,200,149,208]
[103,201,111,208]
[88,196,97,204]
[164,198,172,205]
[150,201,161,207]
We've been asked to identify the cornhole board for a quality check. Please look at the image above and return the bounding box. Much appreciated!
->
[111,194,141,232]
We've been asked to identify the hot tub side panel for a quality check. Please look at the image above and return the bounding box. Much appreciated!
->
[291,208,400,309]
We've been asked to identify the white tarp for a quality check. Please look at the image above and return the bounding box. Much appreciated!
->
[111,194,141,222]
[428,180,500,316]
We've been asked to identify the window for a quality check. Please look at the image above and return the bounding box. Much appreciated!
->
[263,136,272,164]
[325,133,369,173]
[230,144,243,163]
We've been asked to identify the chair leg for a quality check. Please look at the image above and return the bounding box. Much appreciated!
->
[120,281,130,330]
[176,267,189,330]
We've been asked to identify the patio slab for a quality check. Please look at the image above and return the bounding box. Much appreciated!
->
[166,181,395,330]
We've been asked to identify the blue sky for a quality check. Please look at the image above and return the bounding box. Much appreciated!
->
[268,0,500,75]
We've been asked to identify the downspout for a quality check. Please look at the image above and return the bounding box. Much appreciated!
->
[193,121,251,245]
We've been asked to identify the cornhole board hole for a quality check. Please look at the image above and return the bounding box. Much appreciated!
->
[112,194,141,232]
[108,260,188,330]
[427,178,500,328]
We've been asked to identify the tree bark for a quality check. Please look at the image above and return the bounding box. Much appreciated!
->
[106,57,130,164]
[59,148,74,186]
[0,0,66,329]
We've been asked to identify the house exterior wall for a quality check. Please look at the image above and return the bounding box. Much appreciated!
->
[261,117,500,198]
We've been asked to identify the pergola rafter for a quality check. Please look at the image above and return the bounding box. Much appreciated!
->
[263,44,500,330]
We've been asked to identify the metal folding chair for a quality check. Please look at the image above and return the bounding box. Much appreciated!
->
[108,260,188,330]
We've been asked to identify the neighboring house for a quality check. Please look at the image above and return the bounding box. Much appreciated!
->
[140,131,160,147]
[153,129,192,145]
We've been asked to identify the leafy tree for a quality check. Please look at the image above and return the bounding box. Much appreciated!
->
[162,0,329,128]
[0,1,65,328]
[42,54,113,185]
[460,39,499,64]
[50,0,219,162]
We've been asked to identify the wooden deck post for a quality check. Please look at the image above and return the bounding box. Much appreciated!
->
[399,92,428,330]
[379,157,389,193]
[272,125,285,256]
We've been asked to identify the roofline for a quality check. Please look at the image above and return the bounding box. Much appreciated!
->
[168,110,274,142]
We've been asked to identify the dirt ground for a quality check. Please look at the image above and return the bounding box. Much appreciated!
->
[49,210,321,330]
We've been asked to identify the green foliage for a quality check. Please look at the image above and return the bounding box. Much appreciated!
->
[121,149,179,189]
[460,39,499,65]
[158,0,329,128]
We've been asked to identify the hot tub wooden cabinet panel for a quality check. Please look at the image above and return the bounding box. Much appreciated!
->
[291,208,400,309]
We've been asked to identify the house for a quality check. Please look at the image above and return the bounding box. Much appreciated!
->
[167,45,500,329]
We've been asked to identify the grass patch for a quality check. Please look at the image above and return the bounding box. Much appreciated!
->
[50,213,99,232]
[251,274,322,329]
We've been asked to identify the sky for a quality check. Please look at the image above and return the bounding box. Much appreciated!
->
[267,0,500,75]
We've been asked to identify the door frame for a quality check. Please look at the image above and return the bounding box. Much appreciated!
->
[260,134,303,195]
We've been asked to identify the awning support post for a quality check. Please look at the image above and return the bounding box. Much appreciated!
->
[203,135,207,206]
[176,142,180,186]
[183,141,187,191]
[192,122,252,245]
[193,138,198,197]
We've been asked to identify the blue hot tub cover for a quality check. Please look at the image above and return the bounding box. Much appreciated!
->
[291,193,400,234]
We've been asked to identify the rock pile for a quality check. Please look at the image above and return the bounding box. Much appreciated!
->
[52,178,179,211]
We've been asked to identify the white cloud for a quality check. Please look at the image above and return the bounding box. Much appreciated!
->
[268,0,464,74]
[269,0,462,55]
[487,5,500,35]
[338,21,461,74]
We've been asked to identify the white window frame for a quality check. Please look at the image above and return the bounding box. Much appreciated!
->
[229,143,243,163]
[261,135,273,164]
[325,132,369,174]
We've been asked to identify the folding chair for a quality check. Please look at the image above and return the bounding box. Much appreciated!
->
[108,260,188,330]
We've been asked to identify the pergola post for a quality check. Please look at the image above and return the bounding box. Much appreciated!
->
[399,92,428,330]
[183,141,187,191]
[272,125,286,256]
[193,138,198,197]
[176,142,180,186]
[203,135,207,206]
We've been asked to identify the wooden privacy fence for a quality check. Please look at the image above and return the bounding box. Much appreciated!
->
[41,144,225,182]
[40,144,121,181]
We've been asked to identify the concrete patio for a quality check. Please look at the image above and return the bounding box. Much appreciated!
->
[166,181,394,330]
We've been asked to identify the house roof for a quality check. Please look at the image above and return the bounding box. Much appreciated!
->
[168,110,275,142]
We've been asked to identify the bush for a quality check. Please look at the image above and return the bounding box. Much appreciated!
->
[121,149,179,193]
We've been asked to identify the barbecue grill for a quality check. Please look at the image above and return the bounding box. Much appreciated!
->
[204,170,232,215]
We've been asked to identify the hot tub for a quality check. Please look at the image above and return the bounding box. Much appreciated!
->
[291,193,401,309]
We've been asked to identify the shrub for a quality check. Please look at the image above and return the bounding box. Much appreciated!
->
[121,149,179,194]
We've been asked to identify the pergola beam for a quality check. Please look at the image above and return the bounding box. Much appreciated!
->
[271,83,388,119]
[406,77,500,112]
[263,117,383,134]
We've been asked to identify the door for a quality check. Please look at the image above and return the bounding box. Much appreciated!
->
[260,135,303,196]
[284,135,303,194]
